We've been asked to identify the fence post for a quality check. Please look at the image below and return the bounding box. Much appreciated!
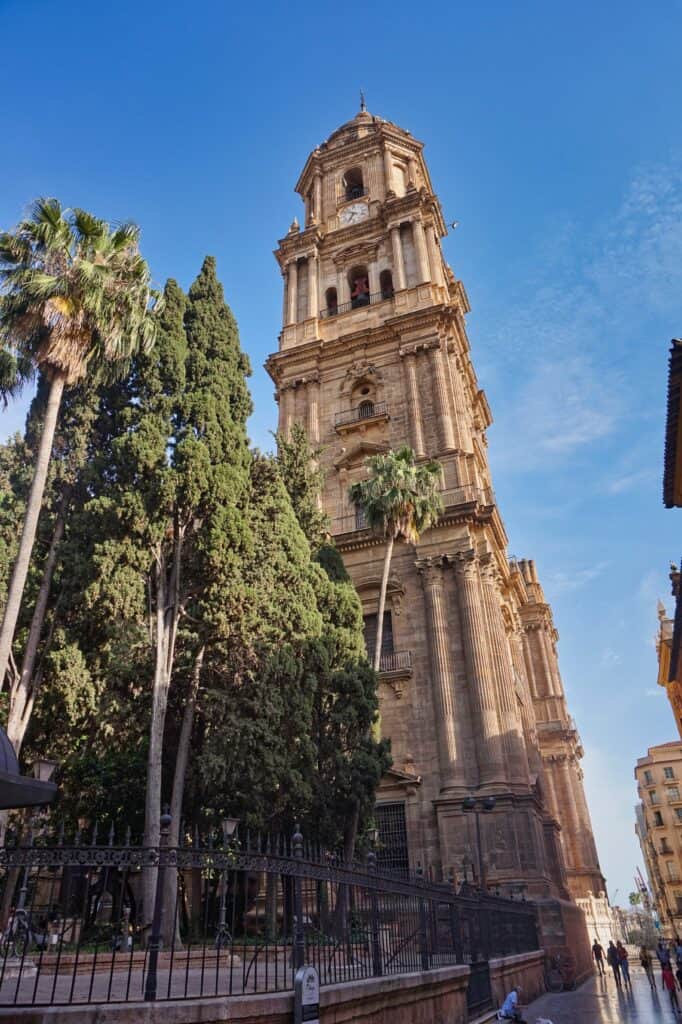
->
[144,810,171,1002]
[366,849,383,977]
[292,824,305,970]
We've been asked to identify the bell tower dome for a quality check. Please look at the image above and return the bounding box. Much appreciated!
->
[266,109,604,914]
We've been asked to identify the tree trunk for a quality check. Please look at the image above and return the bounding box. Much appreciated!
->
[0,372,65,691]
[372,535,394,672]
[143,521,185,934]
[162,645,204,948]
[6,508,65,755]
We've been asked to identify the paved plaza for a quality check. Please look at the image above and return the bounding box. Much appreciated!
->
[525,967,682,1023]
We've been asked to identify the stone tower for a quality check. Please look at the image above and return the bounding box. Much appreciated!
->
[265,105,604,907]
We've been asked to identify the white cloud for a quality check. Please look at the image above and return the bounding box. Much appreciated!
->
[644,688,664,698]
[546,560,609,593]
[483,158,682,471]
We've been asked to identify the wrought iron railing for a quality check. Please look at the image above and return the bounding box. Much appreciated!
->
[320,290,394,319]
[0,819,538,1009]
[332,486,495,537]
[366,650,413,674]
[343,186,368,201]
[335,402,388,429]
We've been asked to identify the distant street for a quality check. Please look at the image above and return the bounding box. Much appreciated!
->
[527,967,682,1022]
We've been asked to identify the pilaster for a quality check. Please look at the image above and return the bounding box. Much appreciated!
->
[400,349,426,459]
[417,556,466,793]
[453,552,505,789]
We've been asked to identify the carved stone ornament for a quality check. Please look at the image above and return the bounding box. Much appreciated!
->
[340,361,383,395]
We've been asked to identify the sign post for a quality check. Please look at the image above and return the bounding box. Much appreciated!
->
[294,965,320,1024]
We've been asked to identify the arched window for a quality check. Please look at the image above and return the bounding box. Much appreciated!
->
[348,265,370,308]
[380,269,394,300]
[344,167,365,201]
[325,287,338,316]
[358,399,375,419]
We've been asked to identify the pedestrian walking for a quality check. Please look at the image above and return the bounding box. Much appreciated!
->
[662,963,680,1012]
[592,938,605,976]
[657,939,672,977]
[640,946,656,989]
[616,942,631,988]
[607,941,622,987]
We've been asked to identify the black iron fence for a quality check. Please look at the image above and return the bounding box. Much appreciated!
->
[0,818,538,1010]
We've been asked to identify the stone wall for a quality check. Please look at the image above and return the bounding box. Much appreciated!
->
[489,951,545,1011]
[0,957,549,1024]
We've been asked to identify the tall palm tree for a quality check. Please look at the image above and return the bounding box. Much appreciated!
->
[0,198,157,696]
[349,446,443,673]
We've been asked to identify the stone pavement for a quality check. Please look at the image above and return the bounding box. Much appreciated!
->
[524,966,682,1022]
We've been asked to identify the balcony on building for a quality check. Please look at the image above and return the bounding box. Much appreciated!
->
[335,400,389,434]
[331,485,496,539]
[363,611,413,683]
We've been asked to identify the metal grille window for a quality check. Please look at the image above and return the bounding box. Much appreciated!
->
[668,787,681,802]
[375,802,409,875]
[364,612,394,658]
[666,767,676,780]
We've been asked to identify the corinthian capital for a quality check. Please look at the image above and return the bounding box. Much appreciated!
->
[452,549,478,581]
[416,555,446,589]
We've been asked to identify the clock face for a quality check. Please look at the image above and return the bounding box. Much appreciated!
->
[339,202,368,226]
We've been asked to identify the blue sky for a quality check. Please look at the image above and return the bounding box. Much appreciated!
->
[2,0,682,906]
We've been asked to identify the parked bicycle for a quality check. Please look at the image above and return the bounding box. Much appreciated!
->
[0,907,46,959]
[545,953,576,992]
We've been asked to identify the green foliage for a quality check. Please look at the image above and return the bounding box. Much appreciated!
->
[0,198,158,389]
[275,424,329,548]
[5,252,388,852]
[349,446,443,543]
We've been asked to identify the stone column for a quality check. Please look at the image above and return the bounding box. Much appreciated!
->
[306,378,320,444]
[286,261,298,325]
[427,225,446,287]
[412,218,431,284]
[430,344,456,452]
[304,194,311,227]
[337,266,350,306]
[383,147,394,196]
[479,562,529,788]
[454,554,505,788]
[521,630,539,699]
[542,758,560,821]
[280,386,294,438]
[368,261,380,298]
[512,627,542,778]
[281,270,288,329]
[572,762,601,877]
[313,171,322,223]
[417,557,466,792]
[558,755,582,871]
[307,252,319,320]
[390,226,407,291]
[407,155,418,189]
[402,351,426,458]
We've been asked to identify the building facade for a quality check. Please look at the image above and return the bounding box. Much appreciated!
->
[635,742,682,938]
[265,105,605,909]
[656,589,682,741]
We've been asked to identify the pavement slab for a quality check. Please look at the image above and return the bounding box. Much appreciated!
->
[524,967,682,1023]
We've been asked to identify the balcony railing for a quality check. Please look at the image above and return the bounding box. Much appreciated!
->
[335,402,388,429]
[366,649,413,674]
[331,486,496,536]
[343,186,369,201]
[320,289,394,319]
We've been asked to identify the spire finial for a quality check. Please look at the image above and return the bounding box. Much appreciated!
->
[359,90,366,113]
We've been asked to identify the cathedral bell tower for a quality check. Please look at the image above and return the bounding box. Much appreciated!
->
[266,105,604,907]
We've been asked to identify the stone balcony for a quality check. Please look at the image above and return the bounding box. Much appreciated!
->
[331,484,495,538]
[278,282,450,351]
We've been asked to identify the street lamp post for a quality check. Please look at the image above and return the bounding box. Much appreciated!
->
[462,796,496,892]
[215,817,239,951]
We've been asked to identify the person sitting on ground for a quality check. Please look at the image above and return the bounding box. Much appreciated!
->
[498,984,526,1023]
[592,938,605,976]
